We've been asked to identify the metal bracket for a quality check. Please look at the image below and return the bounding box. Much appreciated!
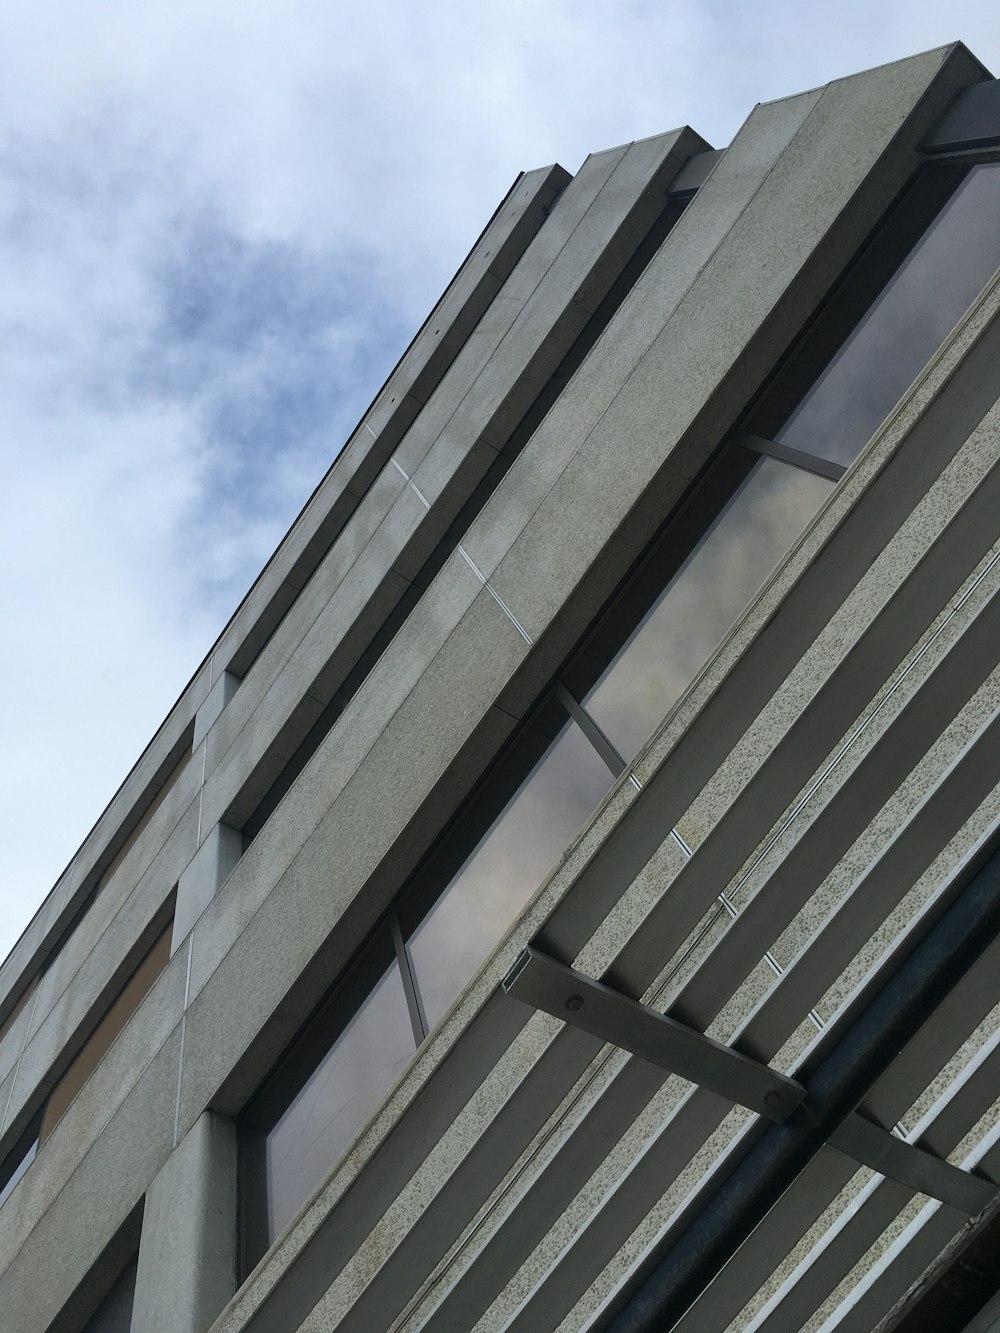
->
[828,1113,995,1216]
[503,947,805,1122]
[735,431,847,482]
[503,947,995,1215]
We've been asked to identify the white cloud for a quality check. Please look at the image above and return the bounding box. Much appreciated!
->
[0,0,998,960]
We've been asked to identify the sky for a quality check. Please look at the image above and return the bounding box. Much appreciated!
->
[2,1,999,964]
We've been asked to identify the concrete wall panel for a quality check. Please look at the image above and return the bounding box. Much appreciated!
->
[177,591,529,1130]
[0,161,570,1062]
[196,130,699,853]
[22,777,198,1050]
[0,1028,182,1333]
[484,49,977,646]
[215,165,570,680]
[184,549,488,1011]
[3,45,997,1333]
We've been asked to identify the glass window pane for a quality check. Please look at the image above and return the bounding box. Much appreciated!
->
[82,1254,138,1333]
[408,718,614,1030]
[778,163,1000,467]
[41,919,174,1143]
[583,457,832,760]
[0,1128,39,1210]
[265,956,414,1242]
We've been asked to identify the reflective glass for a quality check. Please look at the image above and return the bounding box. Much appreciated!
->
[265,956,414,1242]
[408,718,614,1029]
[779,163,1000,467]
[583,457,832,759]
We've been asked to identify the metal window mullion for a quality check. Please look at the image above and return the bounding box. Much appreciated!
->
[391,912,428,1046]
[554,682,627,779]
[736,430,847,482]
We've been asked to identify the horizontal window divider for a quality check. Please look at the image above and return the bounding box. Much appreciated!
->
[920,144,1000,164]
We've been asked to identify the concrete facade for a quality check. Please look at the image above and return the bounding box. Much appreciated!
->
[2,42,1000,1332]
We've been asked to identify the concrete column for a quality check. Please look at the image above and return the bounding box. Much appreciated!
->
[193,670,239,750]
[172,822,242,953]
[130,1112,237,1333]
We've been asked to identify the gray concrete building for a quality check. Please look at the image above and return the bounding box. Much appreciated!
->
[4,40,1000,1333]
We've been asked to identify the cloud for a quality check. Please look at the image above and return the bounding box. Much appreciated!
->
[0,0,998,962]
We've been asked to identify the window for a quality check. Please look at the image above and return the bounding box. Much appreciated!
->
[404,699,616,1030]
[575,452,832,762]
[81,1253,138,1333]
[242,697,619,1259]
[0,913,174,1213]
[243,925,415,1251]
[748,161,1000,470]
[241,440,835,1262]
[238,156,1000,1263]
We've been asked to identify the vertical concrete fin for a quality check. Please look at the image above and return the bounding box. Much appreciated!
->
[131,1112,238,1333]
